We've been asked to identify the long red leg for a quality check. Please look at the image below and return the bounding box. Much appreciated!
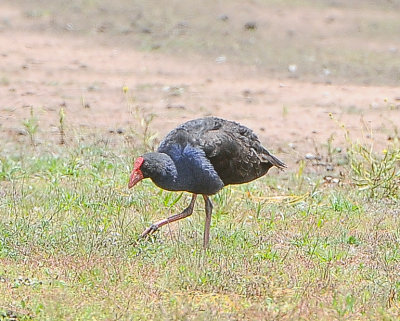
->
[202,195,213,249]
[141,194,197,238]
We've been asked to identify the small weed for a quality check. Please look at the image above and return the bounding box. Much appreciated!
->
[329,192,359,212]
[330,113,400,199]
[59,107,66,145]
[0,76,10,86]
[136,108,158,151]
[123,86,158,152]
[332,292,357,318]
[0,158,21,181]
[80,94,90,109]
[347,141,399,199]
[294,159,306,191]
[23,107,39,146]
[282,105,288,118]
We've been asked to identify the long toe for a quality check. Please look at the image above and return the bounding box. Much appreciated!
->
[140,224,158,238]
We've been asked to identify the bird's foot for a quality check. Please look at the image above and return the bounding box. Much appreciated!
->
[140,224,159,238]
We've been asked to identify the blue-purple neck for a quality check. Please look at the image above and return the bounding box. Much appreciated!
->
[144,145,224,195]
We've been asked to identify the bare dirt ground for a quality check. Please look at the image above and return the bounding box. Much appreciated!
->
[1,2,399,169]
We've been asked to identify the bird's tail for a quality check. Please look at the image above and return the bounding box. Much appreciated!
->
[260,151,287,170]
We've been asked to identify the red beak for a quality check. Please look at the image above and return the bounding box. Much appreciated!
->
[128,170,144,189]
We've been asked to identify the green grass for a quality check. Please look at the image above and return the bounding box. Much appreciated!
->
[0,132,399,320]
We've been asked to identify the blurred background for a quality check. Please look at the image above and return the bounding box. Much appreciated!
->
[1,0,400,158]
[3,0,400,83]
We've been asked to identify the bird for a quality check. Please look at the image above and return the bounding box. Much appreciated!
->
[128,116,286,248]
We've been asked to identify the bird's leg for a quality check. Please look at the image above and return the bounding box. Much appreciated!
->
[141,194,197,238]
[202,195,213,249]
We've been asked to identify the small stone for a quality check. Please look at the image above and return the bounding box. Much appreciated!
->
[288,64,297,73]
[87,85,99,92]
[16,129,27,136]
[244,22,257,30]
[324,176,339,184]
[305,153,316,160]
[370,102,379,109]
[166,104,186,110]
[218,14,229,21]
[65,23,74,31]
[141,27,152,34]
[215,56,226,63]
[323,68,331,76]
[326,165,334,171]
[242,90,251,97]
[176,21,189,29]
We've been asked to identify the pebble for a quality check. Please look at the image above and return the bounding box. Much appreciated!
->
[305,153,316,160]
[215,56,226,63]
[166,104,186,110]
[244,22,257,30]
[288,64,297,73]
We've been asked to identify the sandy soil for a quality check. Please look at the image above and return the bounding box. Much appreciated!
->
[1,4,399,169]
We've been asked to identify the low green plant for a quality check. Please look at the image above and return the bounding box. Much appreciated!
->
[330,113,399,199]
[347,141,399,199]
[0,158,17,181]
[23,107,39,146]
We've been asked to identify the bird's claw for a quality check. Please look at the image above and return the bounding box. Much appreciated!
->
[140,224,159,238]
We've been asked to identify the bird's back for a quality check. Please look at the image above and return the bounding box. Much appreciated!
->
[158,117,286,186]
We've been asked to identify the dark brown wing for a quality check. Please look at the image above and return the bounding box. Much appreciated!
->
[158,117,286,186]
[200,118,285,185]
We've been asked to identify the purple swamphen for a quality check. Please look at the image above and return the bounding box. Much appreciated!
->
[129,117,286,248]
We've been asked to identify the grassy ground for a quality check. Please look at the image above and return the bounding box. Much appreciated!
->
[0,121,399,320]
[1,0,400,319]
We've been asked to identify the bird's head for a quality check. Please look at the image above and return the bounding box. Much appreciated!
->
[128,156,145,188]
[129,152,177,189]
